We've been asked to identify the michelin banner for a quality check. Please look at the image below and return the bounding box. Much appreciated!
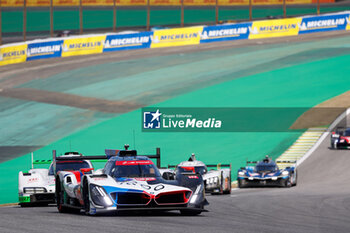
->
[103,32,153,52]
[249,18,302,39]
[299,13,350,34]
[27,40,63,61]
[151,26,203,48]
[61,36,105,57]
[0,44,27,66]
[200,23,252,43]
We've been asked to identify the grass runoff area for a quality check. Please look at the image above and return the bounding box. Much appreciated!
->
[1,5,349,34]
[1,48,350,203]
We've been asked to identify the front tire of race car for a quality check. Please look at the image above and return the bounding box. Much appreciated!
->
[83,179,91,215]
[56,177,69,213]
[281,178,292,188]
[238,179,246,188]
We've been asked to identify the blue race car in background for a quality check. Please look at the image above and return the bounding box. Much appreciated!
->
[237,156,297,188]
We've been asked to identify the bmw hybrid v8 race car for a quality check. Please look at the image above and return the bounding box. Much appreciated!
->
[330,127,350,149]
[55,146,208,215]
[237,156,297,188]
[18,152,93,206]
[160,154,231,194]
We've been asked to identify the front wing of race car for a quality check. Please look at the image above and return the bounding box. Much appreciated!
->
[84,176,207,215]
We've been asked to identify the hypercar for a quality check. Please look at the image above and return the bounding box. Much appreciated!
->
[55,146,208,215]
[160,154,231,194]
[330,127,350,149]
[18,152,93,207]
[237,156,297,188]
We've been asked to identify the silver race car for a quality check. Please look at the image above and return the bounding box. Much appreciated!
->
[18,152,93,207]
[160,154,231,194]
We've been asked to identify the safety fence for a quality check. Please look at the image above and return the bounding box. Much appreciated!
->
[0,0,348,45]
[0,11,349,66]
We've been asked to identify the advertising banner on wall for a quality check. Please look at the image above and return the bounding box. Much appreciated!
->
[299,13,349,34]
[151,26,203,48]
[0,44,27,66]
[27,40,63,61]
[61,36,105,57]
[249,18,302,39]
[103,32,153,52]
[200,23,252,43]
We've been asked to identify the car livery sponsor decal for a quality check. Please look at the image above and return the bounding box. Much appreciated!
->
[200,23,251,43]
[27,40,63,61]
[103,32,153,52]
[116,160,154,165]
[151,26,203,48]
[299,14,349,34]
[249,18,302,39]
[134,177,157,181]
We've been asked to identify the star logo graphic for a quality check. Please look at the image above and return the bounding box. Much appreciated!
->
[150,109,162,123]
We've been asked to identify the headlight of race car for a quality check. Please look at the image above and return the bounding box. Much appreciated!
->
[90,184,113,207]
[282,171,289,176]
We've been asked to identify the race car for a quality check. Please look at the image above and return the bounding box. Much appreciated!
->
[330,127,350,149]
[55,146,208,215]
[18,152,93,207]
[160,154,231,194]
[237,156,297,188]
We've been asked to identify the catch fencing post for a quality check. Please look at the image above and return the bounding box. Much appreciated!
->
[147,0,150,31]
[79,0,83,34]
[0,0,2,45]
[113,0,116,32]
[50,0,53,37]
[215,0,218,24]
[181,0,184,27]
[283,0,286,18]
[23,0,27,41]
[249,0,252,21]
[317,0,320,15]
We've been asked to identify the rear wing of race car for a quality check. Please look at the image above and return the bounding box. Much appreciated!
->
[52,146,161,174]
[167,164,231,170]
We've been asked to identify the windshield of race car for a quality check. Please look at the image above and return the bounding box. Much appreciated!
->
[109,160,161,178]
[177,166,207,175]
[48,161,91,175]
[343,129,350,136]
[255,164,277,172]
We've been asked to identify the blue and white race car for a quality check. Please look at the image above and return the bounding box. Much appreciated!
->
[55,146,208,215]
[237,156,297,188]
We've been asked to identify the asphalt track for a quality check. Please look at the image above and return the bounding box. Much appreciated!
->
[1,133,350,233]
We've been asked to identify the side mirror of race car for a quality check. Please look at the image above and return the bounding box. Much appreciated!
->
[162,172,175,180]
[80,168,94,174]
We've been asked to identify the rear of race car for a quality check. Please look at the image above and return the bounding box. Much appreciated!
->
[18,169,55,206]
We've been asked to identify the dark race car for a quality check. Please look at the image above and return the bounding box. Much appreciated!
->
[330,127,350,149]
[237,156,297,188]
[55,146,208,216]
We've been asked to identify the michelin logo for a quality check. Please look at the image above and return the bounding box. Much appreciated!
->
[201,27,248,39]
[104,36,150,48]
[299,18,346,30]
[27,45,61,57]
[144,109,162,129]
